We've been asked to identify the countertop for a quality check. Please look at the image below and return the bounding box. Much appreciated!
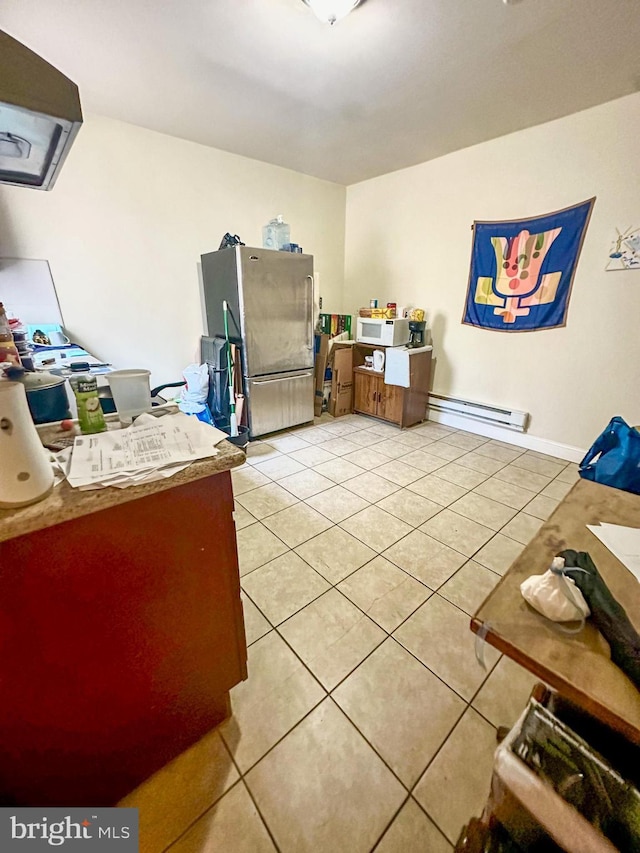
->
[0,420,246,544]
[471,478,640,745]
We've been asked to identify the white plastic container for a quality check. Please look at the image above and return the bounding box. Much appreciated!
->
[262,215,290,250]
[107,369,152,421]
[0,381,54,508]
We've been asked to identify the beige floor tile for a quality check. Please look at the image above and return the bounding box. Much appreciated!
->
[438,561,501,616]
[366,422,405,438]
[555,463,580,484]
[474,443,523,463]
[320,436,364,456]
[278,589,385,690]
[413,423,455,439]
[383,530,466,588]
[420,509,494,558]
[396,449,448,475]
[334,640,465,786]
[500,512,543,545]
[413,708,497,844]
[236,523,289,576]
[268,435,312,454]
[236,482,299,519]
[119,729,239,853]
[473,477,537,510]
[168,781,276,853]
[318,421,362,438]
[245,442,283,466]
[393,595,499,700]
[472,656,539,729]
[288,426,332,444]
[287,445,336,468]
[510,453,566,478]
[233,503,257,530]
[245,699,406,853]
[407,474,467,506]
[376,490,441,527]
[295,527,377,584]
[375,438,416,459]
[241,552,329,625]
[340,505,413,552]
[338,556,431,632]
[346,429,386,447]
[473,533,523,575]
[252,456,307,481]
[523,448,566,463]
[343,471,401,502]
[455,452,506,476]
[220,632,325,773]
[373,459,425,486]
[312,457,365,484]
[304,484,370,522]
[231,466,272,495]
[375,798,453,853]
[241,593,272,644]
[393,431,435,450]
[277,469,334,500]
[435,463,488,490]
[426,442,468,462]
[448,492,517,531]
[493,464,552,493]
[440,432,489,452]
[541,477,575,500]
[262,503,333,547]
[342,447,390,469]
[523,493,560,520]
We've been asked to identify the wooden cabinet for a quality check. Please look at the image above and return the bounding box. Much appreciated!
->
[352,348,431,428]
[0,468,247,806]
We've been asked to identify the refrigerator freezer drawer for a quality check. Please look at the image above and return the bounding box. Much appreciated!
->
[248,371,314,438]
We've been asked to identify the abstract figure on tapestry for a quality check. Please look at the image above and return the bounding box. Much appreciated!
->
[462,198,595,332]
[606,226,640,271]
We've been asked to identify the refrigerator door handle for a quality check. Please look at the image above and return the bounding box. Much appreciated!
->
[306,275,314,350]
[252,372,314,384]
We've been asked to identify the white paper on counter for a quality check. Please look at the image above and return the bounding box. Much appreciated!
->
[587,522,640,582]
[66,412,228,490]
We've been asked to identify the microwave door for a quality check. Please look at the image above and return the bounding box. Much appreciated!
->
[361,321,383,342]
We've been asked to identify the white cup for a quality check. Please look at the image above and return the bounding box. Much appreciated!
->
[373,350,385,371]
[107,369,152,420]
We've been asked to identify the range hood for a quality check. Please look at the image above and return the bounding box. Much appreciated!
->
[0,30,82,190]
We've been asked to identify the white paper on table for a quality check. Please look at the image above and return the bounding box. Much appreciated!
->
[587,522,640,582]
[66,412,227,489]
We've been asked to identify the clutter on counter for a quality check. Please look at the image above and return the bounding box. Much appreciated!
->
[62,410,230,491]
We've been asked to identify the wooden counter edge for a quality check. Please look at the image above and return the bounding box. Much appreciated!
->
[0,440,246,544]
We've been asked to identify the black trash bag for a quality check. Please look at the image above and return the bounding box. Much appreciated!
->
[560,549,640,690]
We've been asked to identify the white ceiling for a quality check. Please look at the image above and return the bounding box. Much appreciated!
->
[1,0,639,185]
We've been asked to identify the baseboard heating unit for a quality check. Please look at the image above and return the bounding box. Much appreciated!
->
[428,394,529,432]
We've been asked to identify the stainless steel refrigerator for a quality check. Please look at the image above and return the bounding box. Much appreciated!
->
[200,245,315,438]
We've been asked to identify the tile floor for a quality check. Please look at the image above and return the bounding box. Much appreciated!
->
[123,414,579,853]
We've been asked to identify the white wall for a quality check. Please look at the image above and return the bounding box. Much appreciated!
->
[345,93,640,453]
[0,114,346,386]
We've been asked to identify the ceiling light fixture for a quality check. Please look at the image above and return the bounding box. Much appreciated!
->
[301,0,363,26]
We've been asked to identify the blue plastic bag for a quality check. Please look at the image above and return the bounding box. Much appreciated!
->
[579,417,640,495]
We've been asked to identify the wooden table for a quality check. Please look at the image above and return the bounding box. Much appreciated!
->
[471,478,640,745]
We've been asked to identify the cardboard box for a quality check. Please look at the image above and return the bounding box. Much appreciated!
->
[328,344,354,417]
[314,335,355,418]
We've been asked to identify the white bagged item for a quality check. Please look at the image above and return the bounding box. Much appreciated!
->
[178,363,209,415]
[520,556,590,622]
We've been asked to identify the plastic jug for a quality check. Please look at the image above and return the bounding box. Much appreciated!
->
[262,215,290,251]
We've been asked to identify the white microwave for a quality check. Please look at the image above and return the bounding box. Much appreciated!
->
[356,317,410,347]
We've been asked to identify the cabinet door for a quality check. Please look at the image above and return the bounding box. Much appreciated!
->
[353,371,379,416]
[379,382,404,425]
